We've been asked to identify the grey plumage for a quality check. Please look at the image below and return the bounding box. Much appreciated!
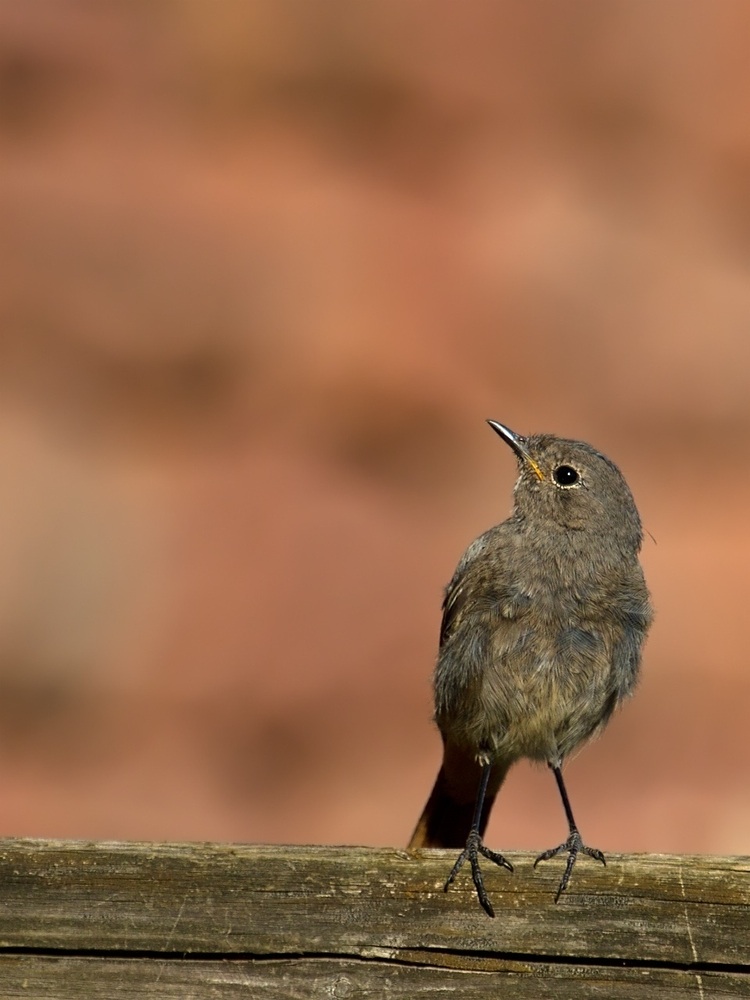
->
[409,422,652,916]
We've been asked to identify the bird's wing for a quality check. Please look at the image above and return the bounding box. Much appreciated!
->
[438,527,521,647]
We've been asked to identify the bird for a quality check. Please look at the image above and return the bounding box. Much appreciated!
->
[408,419,652,916]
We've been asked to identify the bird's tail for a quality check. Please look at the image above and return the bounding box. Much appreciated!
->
[408,742,510,848]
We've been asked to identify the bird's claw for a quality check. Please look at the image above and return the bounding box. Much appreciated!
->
[534,828,606,902]
[444,829,513,917]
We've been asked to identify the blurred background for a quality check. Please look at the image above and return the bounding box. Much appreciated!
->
[0,0,748,858]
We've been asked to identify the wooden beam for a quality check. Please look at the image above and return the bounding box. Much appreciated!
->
[0,840,747,997]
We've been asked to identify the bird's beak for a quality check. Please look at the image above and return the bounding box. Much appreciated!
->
[487,420,544,481]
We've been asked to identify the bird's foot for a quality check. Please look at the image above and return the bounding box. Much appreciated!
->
[534,828,605,902]
[444,829,513,917]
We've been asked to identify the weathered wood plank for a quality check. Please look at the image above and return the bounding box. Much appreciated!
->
[0,839,747,971]
[0,840,748,998]
[1,956,746,1000]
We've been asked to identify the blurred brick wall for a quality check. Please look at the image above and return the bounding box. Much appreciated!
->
[0,0,748,855]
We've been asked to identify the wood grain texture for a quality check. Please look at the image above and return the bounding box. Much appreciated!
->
[2,957,748,1000]
[0,840,747,998]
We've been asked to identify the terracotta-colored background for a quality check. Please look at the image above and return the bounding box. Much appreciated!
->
[0,1,748,861]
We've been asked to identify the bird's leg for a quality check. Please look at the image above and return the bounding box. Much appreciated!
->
[534,763,605,902]
[443,757,512,917]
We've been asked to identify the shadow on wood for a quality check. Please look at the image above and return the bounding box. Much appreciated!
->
[0,839,748,997]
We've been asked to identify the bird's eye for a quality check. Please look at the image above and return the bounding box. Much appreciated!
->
[553,465,580,487]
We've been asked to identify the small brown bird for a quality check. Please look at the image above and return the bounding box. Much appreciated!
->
[409,420,652,916]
